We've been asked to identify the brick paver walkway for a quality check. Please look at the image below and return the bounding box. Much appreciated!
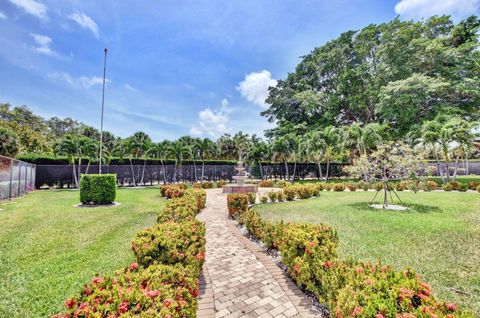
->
[196,189,321,318]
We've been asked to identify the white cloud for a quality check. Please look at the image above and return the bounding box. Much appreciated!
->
[124,84,137,92]
[48,72,110,89]
[7,0,48,20]
[30,33,58,57]
[0,11,7,19]
[237,70,277,109]
[190,98,230,137]
[394,0,480,19]
[69,12,100,38]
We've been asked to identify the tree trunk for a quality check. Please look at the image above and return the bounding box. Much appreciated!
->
[383,181,388,208]
[173,166,177,183]
[201,161,205,181]
[140,159,147,185]
[452,155,460,182]
[317,161,323,180]
[292,162,297,181]
[72,163,78,188]
[259,162,264,180]
[162,162,167,184]
[85,160,91,174]
[193,161,198,182]
[325,159,330,181]
[129,158,136,186]
[78,158,82,185]
[284,161,289,181]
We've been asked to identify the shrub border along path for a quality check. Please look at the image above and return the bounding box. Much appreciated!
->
[197,188,319,318]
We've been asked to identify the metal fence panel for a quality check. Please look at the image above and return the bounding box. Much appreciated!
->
[0,155,36,201]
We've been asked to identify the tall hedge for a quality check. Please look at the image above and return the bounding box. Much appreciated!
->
[80,174,117,205]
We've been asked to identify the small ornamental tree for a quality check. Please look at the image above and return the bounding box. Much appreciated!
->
[346,142,423,208]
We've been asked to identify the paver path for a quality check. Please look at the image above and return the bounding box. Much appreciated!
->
[196,189,321,318]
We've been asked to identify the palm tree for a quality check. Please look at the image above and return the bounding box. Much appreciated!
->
[246,140,269,179]
[169,140,189,183]
[272,136,291,181]
[54,134,79,187]
[146,141,170,184]
[305,131,324,180]
[320,126,340,181]
[420,120,445,181]
[128,132,152,185]
[83,139,99,174]
[195,138,217,181]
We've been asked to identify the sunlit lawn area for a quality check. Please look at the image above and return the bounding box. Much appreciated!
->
[255,191,480,314]
[0,188,163,317]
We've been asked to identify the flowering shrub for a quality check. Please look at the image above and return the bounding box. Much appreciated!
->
[458,183,468,192]
[259,180,274,187]
[132,220,205,269]
[217,180,227,188]
[227,193,248,216]
[357,181,369,191]
[395,181,407,191]
[372,182,383,191]
[240,206,469,317]
[443,182,453,191]
[57,184,206,318]
[277,191,285,202]
[347,182,357,192]
[247,192,256,205]
[332,183,346,192]
[54,263,199,318]
[422,180,438,191]
[467,181,480,190]
[201,181,214,189]
[283,186,297,201]
[324,183,333,191]
[192,182,202,189]
[275,180,290,188]
[268,191,277,202]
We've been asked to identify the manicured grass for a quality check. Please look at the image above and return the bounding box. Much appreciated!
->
[0,188,163,317]
[255,191,480,314]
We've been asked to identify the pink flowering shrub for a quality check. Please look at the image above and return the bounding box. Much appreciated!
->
[132,220,205,269]
[241,208,470,317]
[53,263,199,318]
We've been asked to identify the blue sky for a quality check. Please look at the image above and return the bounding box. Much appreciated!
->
[0,0,479,141]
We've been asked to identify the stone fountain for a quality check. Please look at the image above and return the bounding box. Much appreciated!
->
[222,151,258,194]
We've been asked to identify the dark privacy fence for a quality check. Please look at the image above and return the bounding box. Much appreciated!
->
[0,155,36,200]
[34,162,349,188]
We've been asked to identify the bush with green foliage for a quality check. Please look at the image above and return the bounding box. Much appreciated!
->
[347,182,357,192]
[268,191,277,202]
[79,174,116,205]
[227,193,249,216]
[259,196,268,204]
[443,182,453,191]
[217,180,227,188]
[283,186,297,201]
[357,181,369,191]
[53,263,200,318]
[240,208,468,317]
[201,181,214,189]
[332,183,346,192]
[477,185,480,193]
[132,220,205,269]
[277,191,285,202]
[259,180,274,187]
[275,180,289,188]
[247,192,256,205]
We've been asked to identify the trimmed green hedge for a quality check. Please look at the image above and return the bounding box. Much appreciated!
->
[79,174,117,205]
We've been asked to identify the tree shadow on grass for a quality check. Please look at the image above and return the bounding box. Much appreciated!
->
[346,202,441,214]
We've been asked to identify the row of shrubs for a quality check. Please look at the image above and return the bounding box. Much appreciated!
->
[226,195,469,317]
[260,179,480,193]
[54,187,207,318]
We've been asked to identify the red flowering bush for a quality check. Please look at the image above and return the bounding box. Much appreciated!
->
[227,193,249,216]
[132,220,205,270]
[241,206,470,317]
[53,263,199,318]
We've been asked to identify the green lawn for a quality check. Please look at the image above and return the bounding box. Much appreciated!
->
[0,188,163,317]
[255,191,480,315]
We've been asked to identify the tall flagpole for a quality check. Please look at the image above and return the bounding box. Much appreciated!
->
[99,48,108,174]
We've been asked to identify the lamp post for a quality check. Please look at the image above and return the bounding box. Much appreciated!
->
[99,48,108,174]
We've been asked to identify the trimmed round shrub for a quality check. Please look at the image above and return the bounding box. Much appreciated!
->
[259,180,274,187]
[201,181,214,189]
[247,192,256,205]
[283,187,297,201]
[423,180,438,191]
[277,191,285,202]
[324,183,333,191]
[443,182,453,191]
[259,196,268,204]
[275,180,289,188]
[268,191,277,202]
[79,174,116,205]
[458,183,468,192]
[192,182,202,189]
[357,181,369,191]
[347,182,357,192]
[227,193,248,216]
[332,183,346,192]
[217,180,227,188]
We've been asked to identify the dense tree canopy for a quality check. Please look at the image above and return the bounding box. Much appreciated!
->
[263,16,480,139]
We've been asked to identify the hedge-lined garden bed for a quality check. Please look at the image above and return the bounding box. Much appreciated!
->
[227,193,473,317]
[54,187,206,318]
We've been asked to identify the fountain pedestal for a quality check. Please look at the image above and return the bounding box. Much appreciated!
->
[222,158,258,194]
